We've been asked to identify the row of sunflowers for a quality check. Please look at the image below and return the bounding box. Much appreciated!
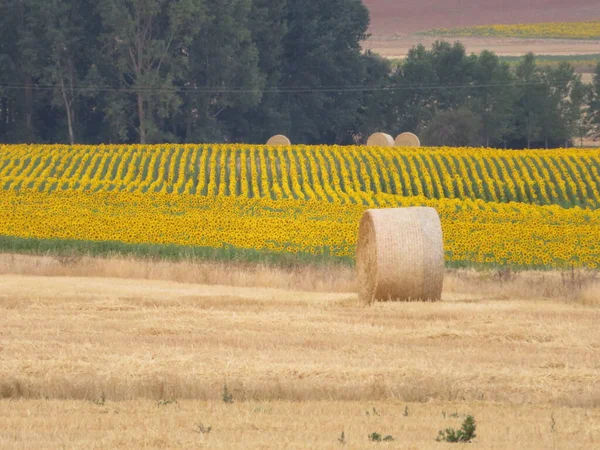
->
[2,144,599,207]
[420,20,600,40]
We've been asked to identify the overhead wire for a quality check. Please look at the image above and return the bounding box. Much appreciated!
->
[0,78,580,94]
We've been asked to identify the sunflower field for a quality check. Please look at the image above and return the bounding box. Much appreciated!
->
[419,20,600,40]
[1,144,600,269]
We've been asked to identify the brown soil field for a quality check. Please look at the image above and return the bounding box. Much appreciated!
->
[362,0,600,58]
[363,0,600,37]
[0,254,599,448]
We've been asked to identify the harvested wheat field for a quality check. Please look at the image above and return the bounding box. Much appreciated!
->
[0,256,599,448]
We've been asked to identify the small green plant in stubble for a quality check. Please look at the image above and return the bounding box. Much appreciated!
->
[365,407,380,416]
[92,392,106,406]
[550,413,557,450]
[222,383,234,404]
[368,432,395,442]
[193,423,212,435]
[437,415,477,443]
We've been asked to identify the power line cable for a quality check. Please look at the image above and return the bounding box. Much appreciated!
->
[0,78,581,94]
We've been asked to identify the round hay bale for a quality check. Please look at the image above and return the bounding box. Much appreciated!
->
[366,132,394,147]
[394,132,421,147]
[356,207,444,303]
[266,135,291,146]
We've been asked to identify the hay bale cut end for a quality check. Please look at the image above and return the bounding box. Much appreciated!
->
[356,207,444,303]
[267,135,291,146]
[366,132,394,147]
[395,132,421,147]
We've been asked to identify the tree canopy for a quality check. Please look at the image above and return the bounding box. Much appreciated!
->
[0,0,595,148]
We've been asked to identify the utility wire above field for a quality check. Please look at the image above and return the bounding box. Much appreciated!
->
[0,79,582,94]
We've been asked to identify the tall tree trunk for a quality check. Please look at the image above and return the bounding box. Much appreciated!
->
[137,92,146,144]
[24,73,33,137]
[59,75,75,145]
[0,97,6,136]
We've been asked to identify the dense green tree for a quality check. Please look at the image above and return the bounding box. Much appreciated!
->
[0,0,595,148]
[538,62,585,147]
[98,0,205,143]
[421,107,483,147]
[588,62,600,139]
[27,0,102,144]
[468,50,515,147]
[428,41,476,111]
[389,42,475,134]
[513,53,546,148]
[277,0,370,144]
[388,43,438,133]
[0,0,45,142]
[228,0,288,143]
[355,51,393,143]
[180,0,264,142]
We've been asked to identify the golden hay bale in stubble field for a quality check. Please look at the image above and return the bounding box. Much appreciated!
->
[395,132,421,147]
[266,135,291,145]
[356,207,444,303]
[366,132,394,147]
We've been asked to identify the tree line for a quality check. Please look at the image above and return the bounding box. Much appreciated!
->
[1,0,600,148]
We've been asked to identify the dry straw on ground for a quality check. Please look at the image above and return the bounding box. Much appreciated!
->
[1,271,598,407]
[266,134,291,145]
[395,132,421,147]
[2,400,599,449]
[366,132,394,147]
[356,207,444,303]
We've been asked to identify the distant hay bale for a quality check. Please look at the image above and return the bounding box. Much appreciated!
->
[366,132,394,147]
[266,135,291,146]
[395,132,421,147]
[356,207,444,303]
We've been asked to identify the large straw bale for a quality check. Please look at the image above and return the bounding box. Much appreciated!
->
[366,132,394,147]
[356,207,444,303]
[267,135,291,145]
[394,132,421,147]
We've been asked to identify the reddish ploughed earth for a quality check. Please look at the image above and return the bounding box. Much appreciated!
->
[362,0,600,58]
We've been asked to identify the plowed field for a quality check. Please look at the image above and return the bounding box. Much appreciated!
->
[362,0,600,58]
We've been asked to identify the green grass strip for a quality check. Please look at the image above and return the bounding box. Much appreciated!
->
[0,235,353,269]
[0,235,577,273]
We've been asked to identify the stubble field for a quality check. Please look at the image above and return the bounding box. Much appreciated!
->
[1,254,599,448]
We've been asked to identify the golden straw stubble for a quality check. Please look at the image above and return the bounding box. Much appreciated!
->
[356,207,444,303]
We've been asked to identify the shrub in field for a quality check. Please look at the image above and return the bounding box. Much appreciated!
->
[437,415,477,443]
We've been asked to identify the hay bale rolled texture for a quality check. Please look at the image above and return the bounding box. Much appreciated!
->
[356,207,444,303]
[366,132,394,147]
[267,135,291,145]
[395,132,421,147]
